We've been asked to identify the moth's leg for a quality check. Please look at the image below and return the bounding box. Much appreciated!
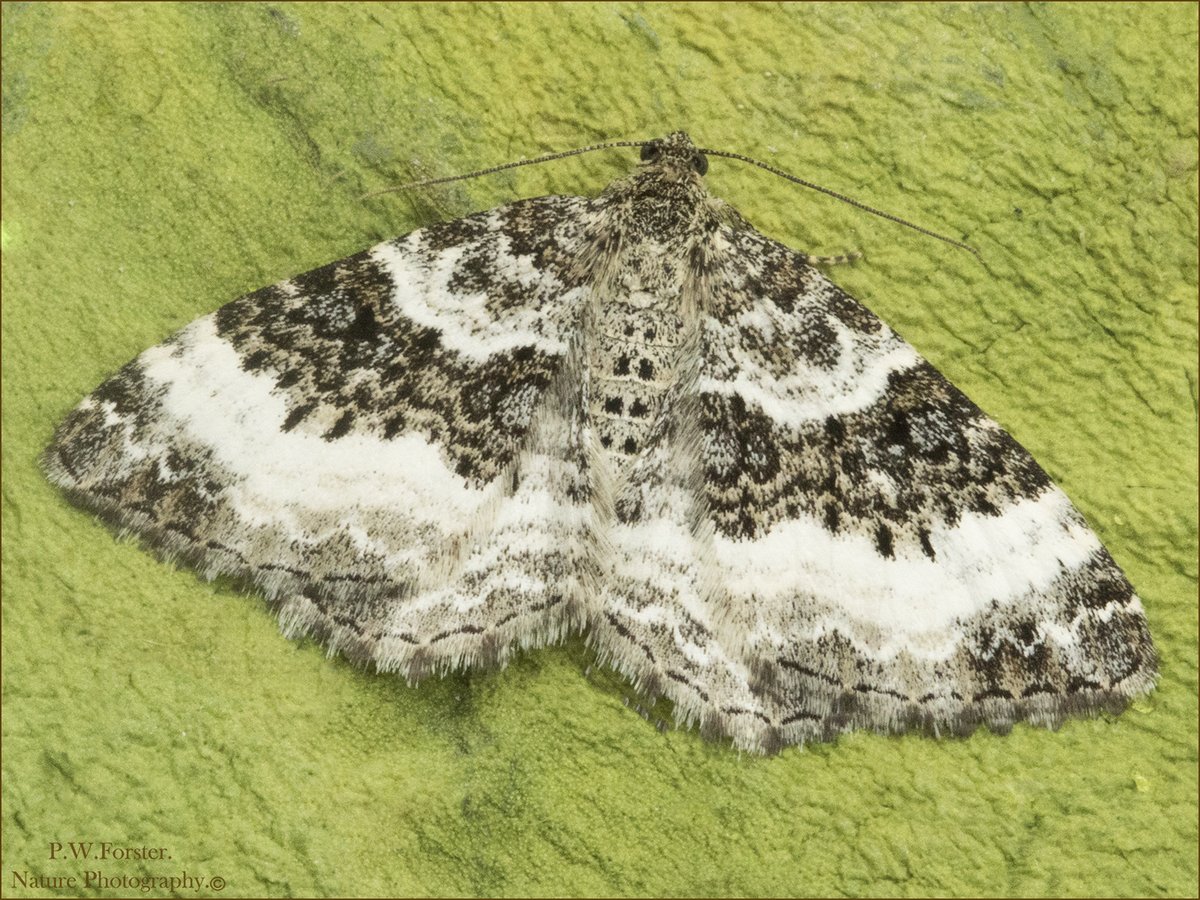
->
[799,250,863,266]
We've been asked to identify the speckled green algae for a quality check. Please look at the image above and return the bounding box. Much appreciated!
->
[2,2,1196,897]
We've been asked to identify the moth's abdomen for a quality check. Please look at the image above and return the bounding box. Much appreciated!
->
[589,300,687,465]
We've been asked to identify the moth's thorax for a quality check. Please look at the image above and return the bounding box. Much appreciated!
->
[601,163,715,243]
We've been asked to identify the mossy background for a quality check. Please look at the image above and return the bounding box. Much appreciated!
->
[3,2,1197,897]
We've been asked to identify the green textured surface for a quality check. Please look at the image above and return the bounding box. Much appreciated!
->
[3,2,1197,897]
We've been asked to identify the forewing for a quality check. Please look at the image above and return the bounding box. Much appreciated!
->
[693,226,1157,750]
[44,195,597,674]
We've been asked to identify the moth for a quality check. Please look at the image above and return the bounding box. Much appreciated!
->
[44,131,1156,753]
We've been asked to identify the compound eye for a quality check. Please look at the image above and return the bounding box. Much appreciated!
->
[640,142,662,162]
[692,153,708,175]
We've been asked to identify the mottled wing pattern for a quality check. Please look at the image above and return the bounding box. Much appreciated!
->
[44,196,598,676]
[46,128,1156,754]
[689,226,1157,751]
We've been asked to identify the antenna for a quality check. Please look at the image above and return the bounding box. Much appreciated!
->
[364,137,980,257]
[697,147,980,257]
[361,140,649,199]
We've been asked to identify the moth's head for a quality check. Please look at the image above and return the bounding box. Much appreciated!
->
[639,131,709,178]
[598,131,717,239]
